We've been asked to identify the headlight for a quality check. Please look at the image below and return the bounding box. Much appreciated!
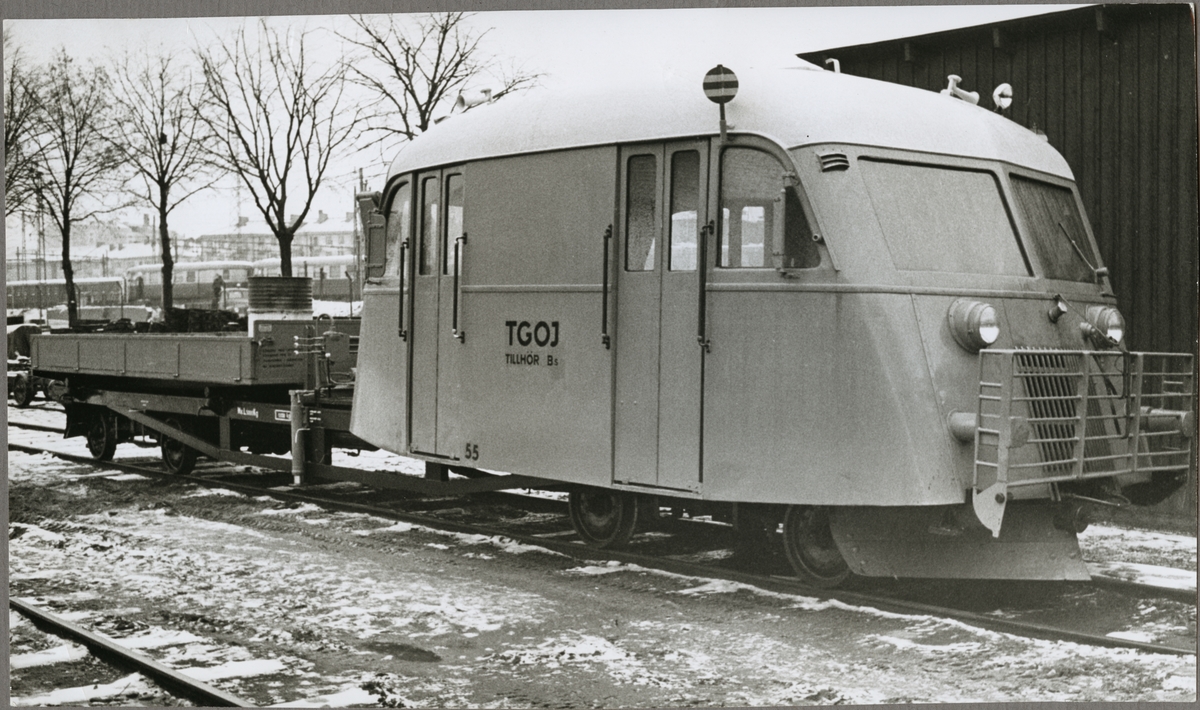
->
[1082,306,1125,348]
[947,299,1000,353]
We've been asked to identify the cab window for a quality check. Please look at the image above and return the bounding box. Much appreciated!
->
[1009,175,1098,283]
[861,159,1029,276]
[719,148,819,269]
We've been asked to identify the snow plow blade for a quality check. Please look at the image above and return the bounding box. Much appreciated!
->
[830,504,1090,581]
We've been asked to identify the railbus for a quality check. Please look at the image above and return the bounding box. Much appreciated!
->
[4,277,143,326]
[253,255,359,305]
[125,261,255,311]
[347,61,1194,585]
[6,276,125,313]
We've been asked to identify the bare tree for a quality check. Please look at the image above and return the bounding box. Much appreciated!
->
[341,12,540,151]
[109,49,220,311]
[4,28,46,218]
[27,48,128,327]
[196,21,361,277]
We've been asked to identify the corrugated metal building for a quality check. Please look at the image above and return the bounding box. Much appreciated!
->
[800,4,1197,522]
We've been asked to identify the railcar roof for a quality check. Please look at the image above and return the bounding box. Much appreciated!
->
[126,261,254,273]
[387,64,1072,180]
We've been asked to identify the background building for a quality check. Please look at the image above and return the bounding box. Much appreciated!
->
[800,3,1197,523]
[195,210,358,262]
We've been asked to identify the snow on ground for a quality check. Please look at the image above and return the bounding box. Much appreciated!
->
[1088,560,1197,592]
[1080,524,1197,572]
[10,672,157,706]
[9,644,90,669]
[8,411,1199,705]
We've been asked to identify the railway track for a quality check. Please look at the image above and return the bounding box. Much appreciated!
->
[8,597,256,707]
[9,436,1196,658]
[8,416,1195,604]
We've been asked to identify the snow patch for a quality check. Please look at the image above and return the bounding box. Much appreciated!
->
[10,673,153,705]
[273,684,379,707]
[1088,561,1197,592]
[121,628,206,649]
[181,658,289,681]
[489,633,673,687]
[1106,630,1156,643]
[566,561,632,576]
[869,634,984,654]
[1081,524,1197,552]
[352,521,414,536]
[258,503,326,517]
[444,530,564,556]
[183,487,247,498]
[1163,674,1197,692]
[10,643,89,669]
[15,523,67,544]
[675,579,751,596]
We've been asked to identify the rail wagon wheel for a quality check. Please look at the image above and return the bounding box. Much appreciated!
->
[85,412,117,461]
[568,488,640,549]
[160,417,198,476]
[10,372,36,408]
[782,505,851,588]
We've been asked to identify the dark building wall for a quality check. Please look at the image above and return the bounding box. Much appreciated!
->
[801,4,1198,522]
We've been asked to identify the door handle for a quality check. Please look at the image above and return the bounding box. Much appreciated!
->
[452,234,467,342]
[397,239,408,340]
[601,224,612,349]
[697,220,713,352]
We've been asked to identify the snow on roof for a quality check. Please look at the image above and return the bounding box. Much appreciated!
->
[388,64,1071,180]
[106,243,159,260]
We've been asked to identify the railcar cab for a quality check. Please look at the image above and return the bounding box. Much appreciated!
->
[350,63,1193,587]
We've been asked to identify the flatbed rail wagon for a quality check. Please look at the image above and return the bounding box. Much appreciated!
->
[29,317,540,496]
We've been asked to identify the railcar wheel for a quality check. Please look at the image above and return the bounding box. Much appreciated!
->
[160,417,198,476]
[85,413,117,461]
[568,488,639,549]
[782,505,851,588]
[10,372,35,408]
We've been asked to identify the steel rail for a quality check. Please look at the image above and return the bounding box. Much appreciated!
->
[9,597,256,707]
[7,420,65,434]
[9,439,1196,657]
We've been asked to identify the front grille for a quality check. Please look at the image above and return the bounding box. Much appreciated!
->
[974,349,1193,490]
[1013,351,1118,475]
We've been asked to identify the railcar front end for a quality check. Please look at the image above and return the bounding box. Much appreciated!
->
[348,63,1193,586]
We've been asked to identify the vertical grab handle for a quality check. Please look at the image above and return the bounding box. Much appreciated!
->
[452,234,467,342]
[697,220,713,352]
[397,239,408,340]
[601,224,612,349]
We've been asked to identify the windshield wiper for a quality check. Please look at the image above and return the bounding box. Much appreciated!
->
[1059,221,1108,283]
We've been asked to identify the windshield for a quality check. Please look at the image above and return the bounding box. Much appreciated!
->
[1009,175,1099,283]
[860,159,1031,276]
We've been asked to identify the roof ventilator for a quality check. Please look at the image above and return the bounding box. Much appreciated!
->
[817,151,850,172]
